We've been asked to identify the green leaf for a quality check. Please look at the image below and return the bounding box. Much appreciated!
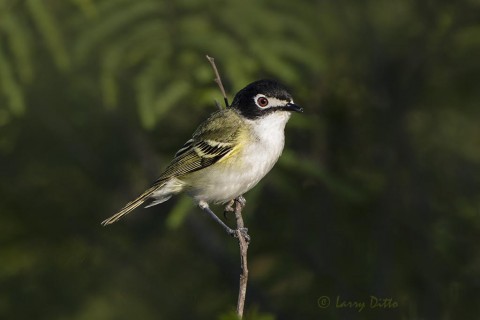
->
[0,44,25,116]
[26,0,70,71]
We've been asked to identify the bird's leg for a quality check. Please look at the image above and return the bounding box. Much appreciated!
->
[199,201,235,237]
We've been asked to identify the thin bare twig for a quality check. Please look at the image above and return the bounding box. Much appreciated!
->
[206,55,230,108]
[214,99,222,110]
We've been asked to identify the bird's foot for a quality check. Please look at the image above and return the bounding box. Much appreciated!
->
[224,196,246,219]
[235,195,246,207]
[223,199,235,219]
[233,227,250,243]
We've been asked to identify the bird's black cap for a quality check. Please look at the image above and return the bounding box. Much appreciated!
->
[231,79,302,119]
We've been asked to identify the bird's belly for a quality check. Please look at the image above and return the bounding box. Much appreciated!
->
[185,141,283,204]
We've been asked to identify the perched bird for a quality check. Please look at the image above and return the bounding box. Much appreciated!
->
[101,79,302,234]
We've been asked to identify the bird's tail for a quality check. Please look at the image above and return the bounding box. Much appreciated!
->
[101,185,160,226]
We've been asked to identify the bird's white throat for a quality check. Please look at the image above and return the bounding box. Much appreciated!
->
[246,111,291,146]
[241,110,291,182]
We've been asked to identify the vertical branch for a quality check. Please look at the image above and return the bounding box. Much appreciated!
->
[234,198,249,318]
[205,55,250,318]
[206,55,229,108]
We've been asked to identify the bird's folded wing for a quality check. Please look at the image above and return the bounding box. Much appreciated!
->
[153,110,243,185]
[158,140,234,179]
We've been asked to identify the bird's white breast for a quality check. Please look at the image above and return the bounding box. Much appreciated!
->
[188,111,291,203]
[241,111,291,180]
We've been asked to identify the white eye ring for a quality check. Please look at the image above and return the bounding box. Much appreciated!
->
[255,95,269,108]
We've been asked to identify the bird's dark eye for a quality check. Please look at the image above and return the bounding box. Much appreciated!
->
[256,97,269,108]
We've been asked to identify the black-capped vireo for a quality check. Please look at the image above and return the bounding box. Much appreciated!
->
[101,79,303,235]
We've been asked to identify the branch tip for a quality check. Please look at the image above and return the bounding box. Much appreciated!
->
[205,55,229,108]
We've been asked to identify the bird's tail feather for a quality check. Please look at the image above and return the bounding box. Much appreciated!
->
[101,185,160,226]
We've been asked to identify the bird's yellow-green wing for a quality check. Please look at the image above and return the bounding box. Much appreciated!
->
[153,109,244,185]
[101,109,243,226]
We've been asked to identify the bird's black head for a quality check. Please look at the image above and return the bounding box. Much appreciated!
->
[230,79,303,119]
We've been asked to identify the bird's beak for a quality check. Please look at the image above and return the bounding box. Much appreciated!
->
[283,102,303,113]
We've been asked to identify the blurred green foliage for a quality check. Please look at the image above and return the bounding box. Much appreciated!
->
[1,0,480,319]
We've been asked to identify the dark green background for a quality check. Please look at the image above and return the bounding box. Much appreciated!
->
[1,0,479,319]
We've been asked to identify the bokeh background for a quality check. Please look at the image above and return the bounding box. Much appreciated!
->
[1,0,480,319]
